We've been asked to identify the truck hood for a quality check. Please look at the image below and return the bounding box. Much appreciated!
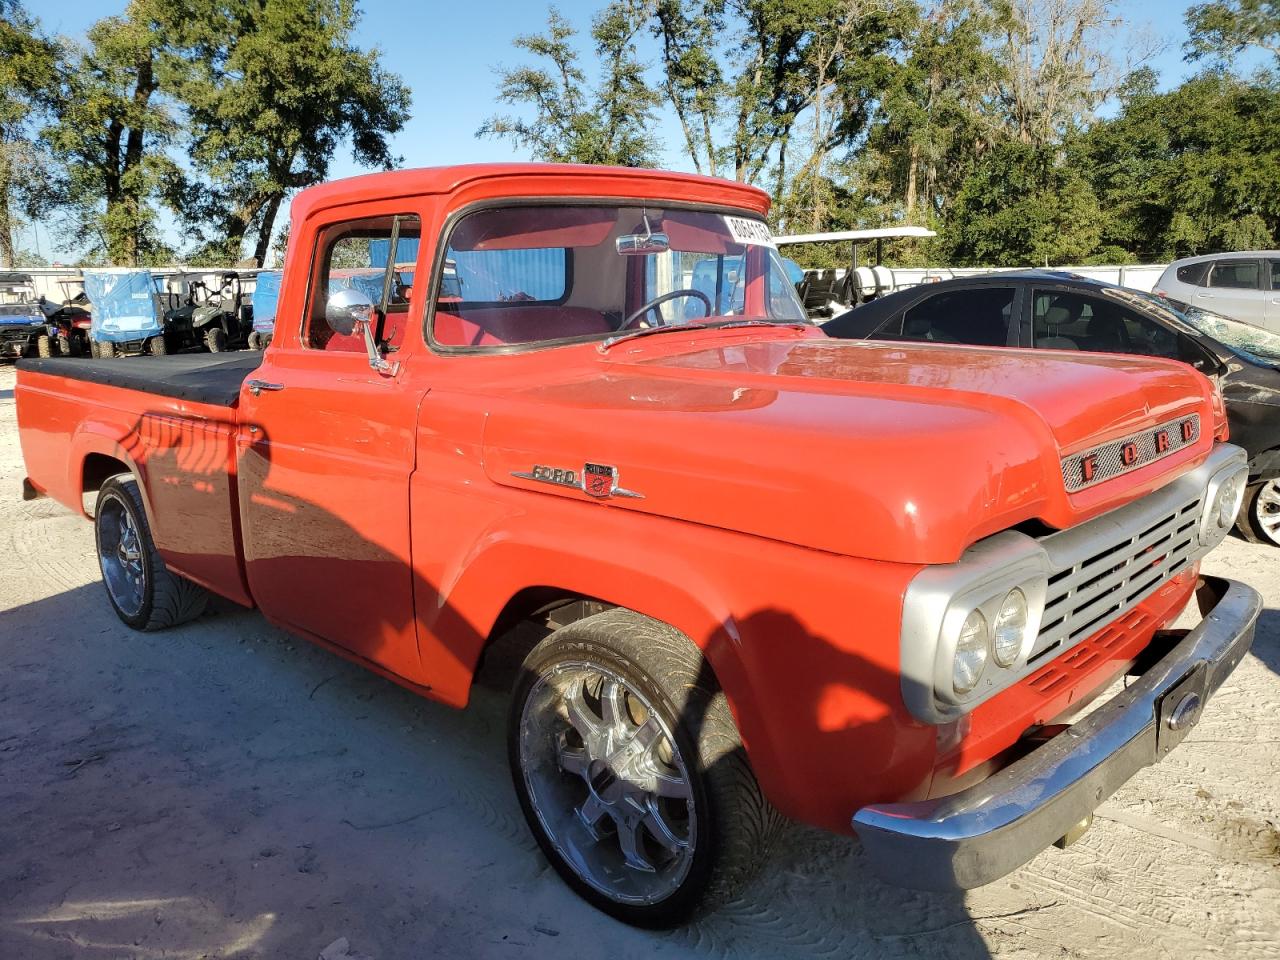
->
[482,333,1219,563]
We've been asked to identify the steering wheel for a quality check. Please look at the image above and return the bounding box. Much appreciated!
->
[621,289,713,330]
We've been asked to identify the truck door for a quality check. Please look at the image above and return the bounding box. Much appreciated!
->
[236,211,425,681]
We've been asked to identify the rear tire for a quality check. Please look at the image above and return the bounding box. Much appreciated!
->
[98,340,117,358]
[94,475,209,631]
[204,327,226,353]
[1236,479,1280,547]
[509,609,782,927]
[57,333,72,356]
[149,334,168,356]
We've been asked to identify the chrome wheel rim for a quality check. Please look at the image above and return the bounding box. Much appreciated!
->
[518,661,696,905]
[1255,481,1280,544]
[97,494,146,617]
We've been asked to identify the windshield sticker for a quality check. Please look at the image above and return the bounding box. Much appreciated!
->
[724,216,776,248]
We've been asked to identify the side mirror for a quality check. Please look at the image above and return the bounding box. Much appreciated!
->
[323,286,398,377]
[325,287,375,336]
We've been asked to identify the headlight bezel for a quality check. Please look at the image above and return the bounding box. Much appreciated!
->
[1200,461,1249,548]
[901,532,1051,724]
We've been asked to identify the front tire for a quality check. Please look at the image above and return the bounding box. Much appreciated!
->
[35,334,52,358]
[509,609,781,927]
[149,334,167,356]
[1237,479,1280,546]
[94,476,209,630]
[204,327,226,353]
[98,339,117,358]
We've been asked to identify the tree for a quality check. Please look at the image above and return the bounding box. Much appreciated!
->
[648,0,911,194]
[43,0,177,265]
[941,138,1102,265]
[855,0,1005,225]
[0,0,59,267]
[1075,70,1280,259]
[479,5,661,166]
[159,0,410,265]
[1186,0,1280,63]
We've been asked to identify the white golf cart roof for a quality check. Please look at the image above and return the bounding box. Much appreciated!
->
[774,227,937,245]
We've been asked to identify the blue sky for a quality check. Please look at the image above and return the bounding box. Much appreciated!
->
[25,0,1258,262]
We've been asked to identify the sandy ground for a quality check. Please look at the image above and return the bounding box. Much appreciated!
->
[0,361,1276,960]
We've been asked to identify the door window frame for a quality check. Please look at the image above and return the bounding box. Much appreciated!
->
[874,283,1024,347]
[298,206,426,355]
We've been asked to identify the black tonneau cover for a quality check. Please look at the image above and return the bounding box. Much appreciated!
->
[17,352,263,407]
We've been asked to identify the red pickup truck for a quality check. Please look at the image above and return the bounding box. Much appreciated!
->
[16,164,1261,926]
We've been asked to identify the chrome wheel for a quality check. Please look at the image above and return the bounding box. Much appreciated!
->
[517,661,696,906]
[97,492,146,618]
[1254,480,1280,544]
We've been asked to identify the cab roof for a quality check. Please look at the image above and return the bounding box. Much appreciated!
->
[291,163,773,223]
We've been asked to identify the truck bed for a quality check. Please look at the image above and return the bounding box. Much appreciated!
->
[16,352,263,407]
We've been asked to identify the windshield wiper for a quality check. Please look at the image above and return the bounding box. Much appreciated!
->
[598,319,808,352]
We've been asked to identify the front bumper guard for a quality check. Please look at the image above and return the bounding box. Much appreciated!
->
[853,575,1261,890]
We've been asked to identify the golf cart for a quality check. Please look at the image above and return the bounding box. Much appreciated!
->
[775,226,936,319]
[83,268,169,358]
[247,270,280,350]
[161,270,251,352]
[38,278,93,356]
[0,272,53,360]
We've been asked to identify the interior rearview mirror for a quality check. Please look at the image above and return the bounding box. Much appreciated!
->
[325,287,374,336]
[616,232,671,256]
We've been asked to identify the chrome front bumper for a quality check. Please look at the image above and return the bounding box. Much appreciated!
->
[853,576,1261,890]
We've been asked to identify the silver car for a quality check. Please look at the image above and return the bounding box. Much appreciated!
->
[1154,251,1280,329]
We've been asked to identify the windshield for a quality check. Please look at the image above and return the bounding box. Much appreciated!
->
[431,204,809,348]
[1132,290,1280,364]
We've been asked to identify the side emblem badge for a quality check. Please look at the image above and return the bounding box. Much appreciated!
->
[513,462,645,500]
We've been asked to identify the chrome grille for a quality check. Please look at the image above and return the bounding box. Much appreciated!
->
[1061,414,1200,493]
[1030,493,1203,663]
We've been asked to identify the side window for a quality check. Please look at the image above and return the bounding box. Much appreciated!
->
[1270,260,1280,290]
[1033,289,1183,360]
[1175,261,1210,286]
[1209,259,1261,290]
[891,287,1016,346]
[305,214,421,351]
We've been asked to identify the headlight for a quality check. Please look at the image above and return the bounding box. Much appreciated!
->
[991,588,1029,666]
[1214,473,1243,529]
[953,609,989,694]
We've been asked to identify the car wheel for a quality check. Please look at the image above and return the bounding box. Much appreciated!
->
[510,609,781,927]
[98,340,117,358]
[204,327,227,353]
[35,334,52,358]
[149,334,167,356]
[1237,479,1280,547]
[57,333,72,356]
[94,475,209,630]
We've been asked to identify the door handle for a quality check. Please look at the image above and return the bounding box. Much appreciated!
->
[247,379,285,396]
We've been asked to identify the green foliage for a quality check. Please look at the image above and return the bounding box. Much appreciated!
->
[1186,0,1280,62]
[0,0,60,267]
[1075,71,1280,259]
[478,5,661,166]
[941,139,1102,265]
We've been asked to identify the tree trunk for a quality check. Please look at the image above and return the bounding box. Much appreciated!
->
[254,192,284,267]
[0,155,13,268]
[905,141,919,215]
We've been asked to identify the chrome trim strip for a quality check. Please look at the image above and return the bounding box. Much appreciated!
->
[856,575,1260,890]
